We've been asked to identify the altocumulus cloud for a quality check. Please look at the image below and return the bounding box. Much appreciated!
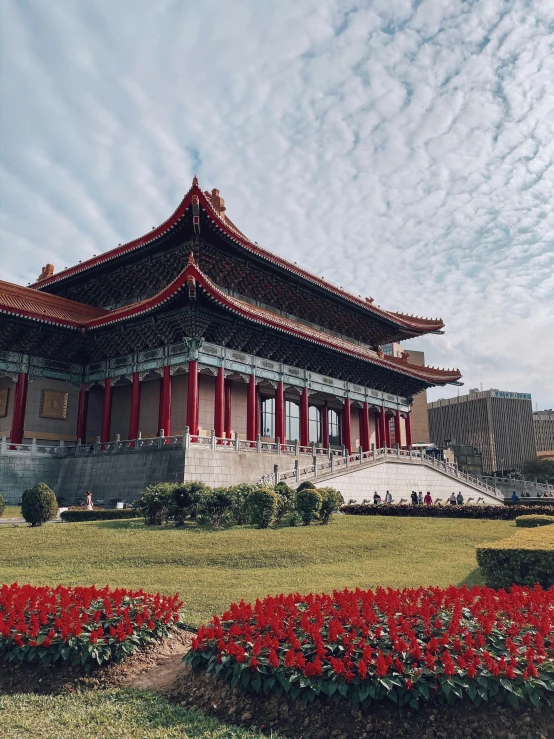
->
[0,0,553,407]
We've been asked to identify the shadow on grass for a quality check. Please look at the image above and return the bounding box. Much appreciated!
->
[458,567,485,587]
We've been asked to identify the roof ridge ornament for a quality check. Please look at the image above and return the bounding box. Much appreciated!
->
[37,264,54,282]
[187,252,197,267]
[204,188,226,218]
[192,175,199,187]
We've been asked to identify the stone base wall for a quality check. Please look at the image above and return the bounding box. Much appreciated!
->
[314,460,502,505]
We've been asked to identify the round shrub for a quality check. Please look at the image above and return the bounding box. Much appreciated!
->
[248,487,279,529]
[0,493,5,517]
[20,483,58,527]
[296,480,316,492]
[172,481,208,525]
[139,483,176,526]
[273,481,296,522]
[318,487,344,524]
[515,514,554,528]
[296,488,322,525]
[199,488,234,528]
[227,483,258,525]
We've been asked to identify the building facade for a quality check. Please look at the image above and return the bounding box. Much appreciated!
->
[534,410,554,457]
[428,389,536,474]
[0,179,461,460]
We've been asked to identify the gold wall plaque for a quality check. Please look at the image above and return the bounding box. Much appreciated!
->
[40,389,68,420]
[0,387,8,418]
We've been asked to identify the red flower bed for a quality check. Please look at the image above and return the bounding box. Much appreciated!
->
[0,583,182,667]
[187,585,554,710]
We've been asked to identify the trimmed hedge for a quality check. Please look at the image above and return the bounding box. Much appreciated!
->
[476,526,554,589]
[341,502,554,520]
[60,509,140,522]
[515,514,554,528]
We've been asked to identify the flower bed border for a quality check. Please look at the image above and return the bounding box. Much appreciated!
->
[341,503,554,519]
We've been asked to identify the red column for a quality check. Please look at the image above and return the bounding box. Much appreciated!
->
[214,367,225,440]
[186,360,199,436]
[395,409,402,447]
[247,374,257,442]
[300,387,309,447]
[10,372,28,445]
[322,402,329,449]
[379,407,386,448]
[405,413,412,447]
[361,402,370,451]
[157,366,171,436]
[100,378,112,444]
[342,397,352,454]
[128,373,141,441]
[76,383,88,442]
[385,413,392,448]
[275,381,285,444]
[224,378,232,439]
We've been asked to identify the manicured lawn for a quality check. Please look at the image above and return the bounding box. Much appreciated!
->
[0,515,513,627]
[1,505,21,518]
[0,690,272,739]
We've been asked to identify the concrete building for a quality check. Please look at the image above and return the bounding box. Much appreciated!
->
[428,389,536,474]
[534,410,554,456]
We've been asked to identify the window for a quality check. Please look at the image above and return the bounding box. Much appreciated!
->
[328,408,341,446]
[285,400,300,442]
[309,406,321,443]
[260,397,274,438]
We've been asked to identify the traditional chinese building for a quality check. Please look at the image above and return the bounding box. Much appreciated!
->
[0,178,461,462]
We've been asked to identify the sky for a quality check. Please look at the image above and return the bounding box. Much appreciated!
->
[1,0,553,408]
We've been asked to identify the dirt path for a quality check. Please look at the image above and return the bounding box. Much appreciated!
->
[124,639,190,692]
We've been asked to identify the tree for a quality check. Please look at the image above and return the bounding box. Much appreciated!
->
[296,488,322,525]
[318,487,344,524]
[248,487,279,529]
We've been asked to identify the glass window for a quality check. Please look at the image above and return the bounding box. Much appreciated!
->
[328,408,341,446]
[260,397,274,438]
[309,406,321,444]
[285,400,300,442]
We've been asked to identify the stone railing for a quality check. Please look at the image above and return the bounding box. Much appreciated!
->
[259,446,503,500]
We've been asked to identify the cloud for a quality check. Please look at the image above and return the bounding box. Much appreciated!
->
[0,0,553,407]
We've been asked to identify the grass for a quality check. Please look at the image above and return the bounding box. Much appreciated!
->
[1,505,21,518]
[0,515,513,627]
[0,690,274,739]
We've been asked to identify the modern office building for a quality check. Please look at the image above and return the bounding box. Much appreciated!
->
[428,388,536,474]
[534,410,554,457]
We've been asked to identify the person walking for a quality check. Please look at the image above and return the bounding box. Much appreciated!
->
[424,491,433,505]
[449,492,457,505]
[84,491,93,511]
[373,491,382,505]
[511,491,520,504]
[385,490,393,504]
[411,491,418,505]
[417,491,424,505]
[456,492,464,506]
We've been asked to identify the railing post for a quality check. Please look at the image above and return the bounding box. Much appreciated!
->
[1,436,6,454]
[137,431,143,449]
[210,430,216,451]
[295,459,300,483]
[311,441,316,457]
[234,432,239,452]
[373,445,376,460]
[256,434,261,453]
[396,445,400,457]
[94,436,100,455]
[277,437,281,455]
[183,427,190,449]
[295,439,300,456]
[76,438,81,457]
[359,445,363,464]
[31,438,37,456]
[331,455,335,472]
[274,464,280,485]
[114,434,120,453]
[327,445,332,460]
[313,455,318,477]
[157,431,164,450]
[341,444,346,458]
[346,450,350,469]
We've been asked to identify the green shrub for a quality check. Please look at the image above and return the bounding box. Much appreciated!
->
[476,526,554,589]
[515,514,554,528]
[172,481,208,525]
[20,483,58,527]
[227,483,258,524]
[296,480,316,492]
[60,509,139,522]
[138,483,176,526]
[248,487,278,529]
[273,482,296,522]
[342,503,554,520]
[0,493,5,517]
[296,488,322,526]
[318,487,344,524]
[199,488,234,528]
[282,510,301,527]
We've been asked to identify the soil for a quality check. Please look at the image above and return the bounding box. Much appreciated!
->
[1,631,552,739]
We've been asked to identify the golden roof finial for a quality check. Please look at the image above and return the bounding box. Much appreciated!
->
[187,252,197,266]
[192,175,199,187]
[37,264,54,282]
